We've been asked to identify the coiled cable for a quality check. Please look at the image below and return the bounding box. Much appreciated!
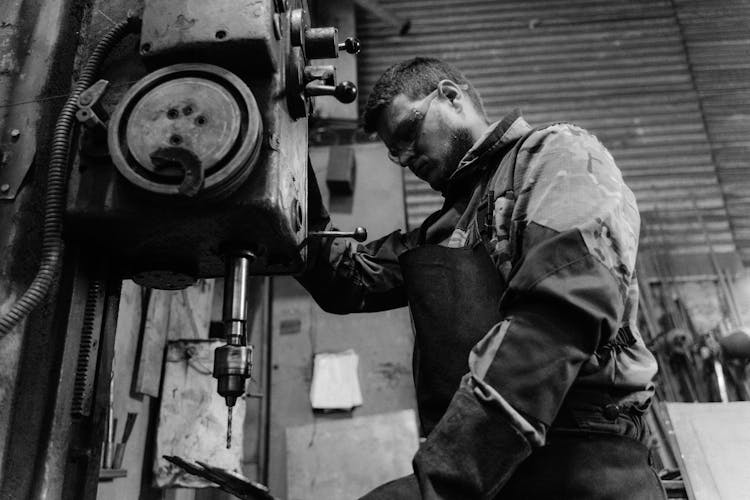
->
[0,16,141,336]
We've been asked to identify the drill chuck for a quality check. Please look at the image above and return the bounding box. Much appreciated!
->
[213,343,253,405]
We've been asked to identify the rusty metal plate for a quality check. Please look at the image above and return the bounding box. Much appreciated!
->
[0,124,37,200]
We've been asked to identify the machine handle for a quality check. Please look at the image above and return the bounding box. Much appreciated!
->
[299,226,367,251]
[304,81,357,103]
[309,227,367,242]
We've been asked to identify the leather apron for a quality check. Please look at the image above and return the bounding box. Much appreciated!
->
[393,212,666,500]
[398,242,503,435]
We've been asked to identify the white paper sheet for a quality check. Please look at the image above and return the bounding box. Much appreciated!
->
[309,349,363,410]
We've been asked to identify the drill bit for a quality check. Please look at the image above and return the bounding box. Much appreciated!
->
[226,405,233,449]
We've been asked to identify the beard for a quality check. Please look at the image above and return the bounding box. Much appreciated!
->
[433,127,476,192]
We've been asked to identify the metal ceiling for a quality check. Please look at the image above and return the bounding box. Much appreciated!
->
[355,0,745,261]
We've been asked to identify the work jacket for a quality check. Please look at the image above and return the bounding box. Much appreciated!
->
[299,110,659,497]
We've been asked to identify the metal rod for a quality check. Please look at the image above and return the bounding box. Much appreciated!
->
[223,252,253,343]
[227,406,233,449]
[260,277,272,483]
[308,227,367,241]
[103,370,115,468]
[713,360,729,402]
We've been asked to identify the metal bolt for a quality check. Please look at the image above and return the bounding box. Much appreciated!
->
[1,184,10,193]
[79,93,92,106]
[10,129,20,141]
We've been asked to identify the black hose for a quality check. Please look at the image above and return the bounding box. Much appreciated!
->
[0,16,141,336]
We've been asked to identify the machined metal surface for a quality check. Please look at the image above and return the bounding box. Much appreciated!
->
[140,0,278,75]
[108,63,263,199]
[223,252,254,340]
[214,344,254,406]
[304,26,339,59]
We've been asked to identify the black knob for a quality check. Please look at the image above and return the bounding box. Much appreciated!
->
[338,37,361,54]
[352,227,367,242]
[334,81,357,103]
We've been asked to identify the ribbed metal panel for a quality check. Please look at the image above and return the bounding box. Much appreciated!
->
[356,0,739,256]
[673,0,750,264]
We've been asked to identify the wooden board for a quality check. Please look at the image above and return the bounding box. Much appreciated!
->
[167,280,215,341]
[132,279,215,397]
[132,288,171,397]
[666,402,750,500]
[285,410,419,500]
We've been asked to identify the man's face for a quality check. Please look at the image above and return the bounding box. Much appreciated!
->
[376,90,475,192]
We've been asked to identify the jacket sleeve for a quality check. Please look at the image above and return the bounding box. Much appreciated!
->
[413,125,640,499]
[295,162,416,314]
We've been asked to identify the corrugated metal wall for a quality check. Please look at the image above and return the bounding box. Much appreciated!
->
[355,0,741,258]
[673,0,750,264]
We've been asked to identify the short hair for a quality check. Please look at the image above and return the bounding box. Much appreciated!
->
[362,57,486,133]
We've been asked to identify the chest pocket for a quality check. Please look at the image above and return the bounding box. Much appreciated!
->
[475,189,516,284]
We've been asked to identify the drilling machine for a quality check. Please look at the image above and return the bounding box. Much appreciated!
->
[0,0,363,497]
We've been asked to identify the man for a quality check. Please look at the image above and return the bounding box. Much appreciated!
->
[299,57,665,499]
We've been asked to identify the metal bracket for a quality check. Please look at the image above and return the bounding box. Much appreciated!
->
[76,79,110,131]
[0,124,37,200]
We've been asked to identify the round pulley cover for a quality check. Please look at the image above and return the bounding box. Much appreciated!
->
[108,64,263,199]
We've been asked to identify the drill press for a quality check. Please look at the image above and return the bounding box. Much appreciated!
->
[59,0,365,470]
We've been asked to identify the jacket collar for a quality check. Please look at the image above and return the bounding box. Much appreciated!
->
[444,109,531,197]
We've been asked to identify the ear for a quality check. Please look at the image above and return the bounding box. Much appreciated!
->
[437,79,464,110]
